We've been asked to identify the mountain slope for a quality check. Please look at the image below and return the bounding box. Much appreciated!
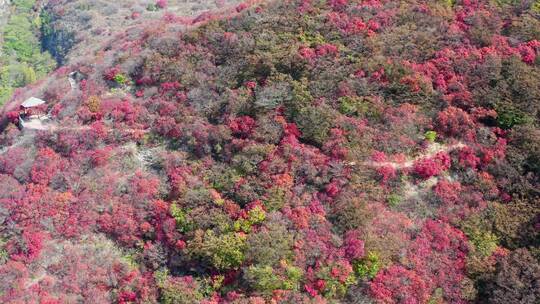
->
[0,0,539,303]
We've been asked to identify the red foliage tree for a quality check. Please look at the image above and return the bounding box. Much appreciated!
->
[156,0,168,9]
[413,152,451,179]
[370,265,430,304]
[229,116,256,138]
[433,179,462,204]
[30,148,63,186]
[436,106,475,140]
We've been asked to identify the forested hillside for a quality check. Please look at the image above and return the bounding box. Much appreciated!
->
[0,0,539,303]
[0,0,243,106]
[39,0,244,65]
[0,0,56,105]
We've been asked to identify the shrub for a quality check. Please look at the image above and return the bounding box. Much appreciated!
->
[491,199,539,249]
[436,107,475,139]
[353,252,381,280]
[245,262,303,294]
[188,230,247,271]
[507,125,540,179]
[316,260,356,299]
[86,95,101,113]
[465,227,499,258]
[496,105,530,129]
[103,66,128,85]
[337,96,374,117]
[170,203,193,233]
[244,265,282,293]
[386,194,401,208]
[156,0,167,9]
[343,230,365,260]
[424,130,437,142]
[500,56,540,119]
[370,265,430,304]
[113,73,128,85]
[246,217,294,266]
[155,270,204,304]
[295,105,334,146]
[229,116,256,138]
[433,179,462,204]
[481,248,540,304]
[508,14,540,42]
[413,152,451,179]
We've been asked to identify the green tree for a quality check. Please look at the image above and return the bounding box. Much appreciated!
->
[295,105,334,145]
[244,263,303,294]
[244,265,283,293]
[188,230,247,271]
[353,252,381,280]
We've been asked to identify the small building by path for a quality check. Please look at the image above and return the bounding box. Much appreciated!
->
[20,97,47,118]
[18,97,52,131]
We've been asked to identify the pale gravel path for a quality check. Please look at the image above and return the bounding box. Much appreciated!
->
[359,142,467,204]
[364,142,466,170]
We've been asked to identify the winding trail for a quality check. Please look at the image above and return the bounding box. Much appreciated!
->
[363,142,466,169]
[360,142,467,203]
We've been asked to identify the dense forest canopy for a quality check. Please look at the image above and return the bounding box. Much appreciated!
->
[0,0,539,303]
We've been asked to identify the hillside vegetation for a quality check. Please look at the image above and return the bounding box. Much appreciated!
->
[0,0,539,303]
[0,0,244,106]
[0,0,56,105]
